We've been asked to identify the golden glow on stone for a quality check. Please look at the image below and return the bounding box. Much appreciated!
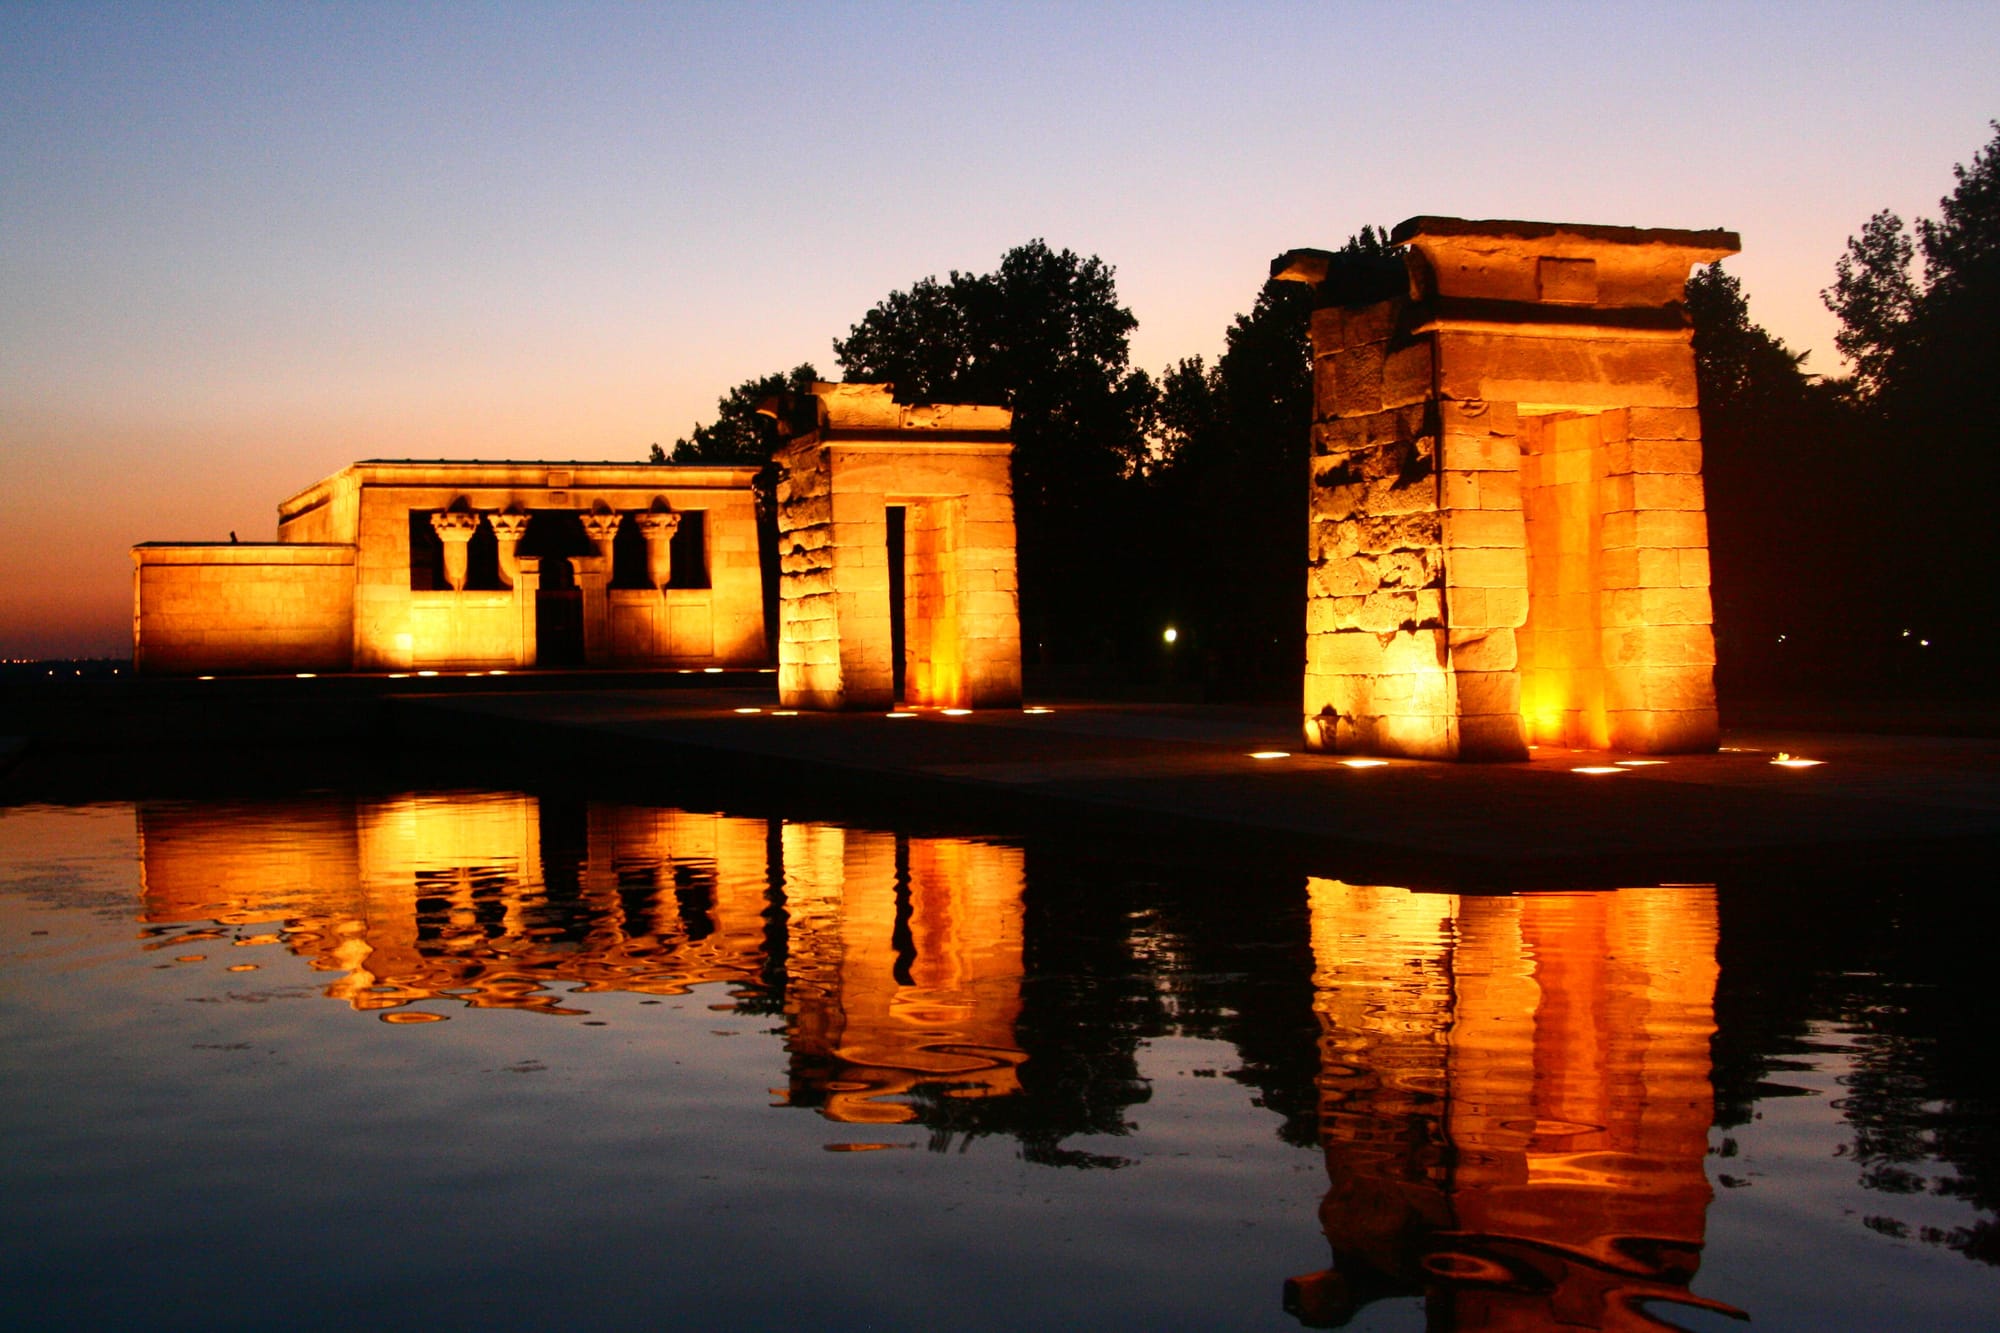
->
[1288,879,1721,1326]
[1771,753,1823,768]
[1340,758,1388,769]
[1249,751,1291,759]
[1292,218,1732,762]
[1572,765,1625,774]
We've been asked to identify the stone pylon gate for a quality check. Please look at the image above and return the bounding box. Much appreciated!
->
[772,383,1022,711]
[1276,218,1737,760]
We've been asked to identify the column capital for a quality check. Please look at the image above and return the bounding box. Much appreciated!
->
[430,511,480,542]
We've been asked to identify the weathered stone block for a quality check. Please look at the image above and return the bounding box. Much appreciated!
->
[1443,546,1527,589]
[1452,669,1520,717]
[1335,343,1387,417]
[1628,406,1701,440]
[1443,508,1526,550]
[1632,472,1705,512]
[1309,631,1386,675]
[1440,433,1520,472]
[1382,340,1435,408]
[1639,586,1712,625]
[1448,628,1518,673]
[1457,711,1529,762]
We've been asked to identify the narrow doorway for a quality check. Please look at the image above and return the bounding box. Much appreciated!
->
[887,505,907,703]
[1518,411,1609,748]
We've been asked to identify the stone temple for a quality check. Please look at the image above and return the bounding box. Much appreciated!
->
[133,461,767,673]
[133,217,1735,756]
[1276,217,1737,760]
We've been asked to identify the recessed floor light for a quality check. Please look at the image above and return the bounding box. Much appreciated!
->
[1572,766,1625,775]
[1341,758,1388,769]
[1248,751,1291,760]
[1023,706,1053,714]
[1616,759,1666,767]
[887,711,916,719]
[734,707,762,714]
[941,708,973,716]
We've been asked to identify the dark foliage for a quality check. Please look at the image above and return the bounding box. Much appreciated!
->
[1819,122,2000,686]
[834,241,1157,663]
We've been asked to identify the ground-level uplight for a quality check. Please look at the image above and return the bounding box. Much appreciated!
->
[1771,753,1823,768]
[1023,706,1053,715]
[1248,751,1291,760]
[1616,759,1667,767]
[733,707,762,714]
[1572,766,1625,775]
[1163,627,1178,644]
[1341,758,1388,769]
[887,711,917,719]
[772,710,799,717]
[295,672,316,679]
[941,708,973,716]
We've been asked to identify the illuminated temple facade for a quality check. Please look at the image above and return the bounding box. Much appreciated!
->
[132,460,766,673]
[773,383,1023,710]
[1277,218,1738,759]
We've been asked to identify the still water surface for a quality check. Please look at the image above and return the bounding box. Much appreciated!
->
[1,789,1994,1330]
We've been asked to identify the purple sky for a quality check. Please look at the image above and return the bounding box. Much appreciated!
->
[3,1,1994,655]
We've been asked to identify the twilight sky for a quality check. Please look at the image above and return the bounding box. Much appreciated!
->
[3,1,1994,656]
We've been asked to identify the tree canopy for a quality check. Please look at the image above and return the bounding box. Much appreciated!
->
[834,240,1157,662]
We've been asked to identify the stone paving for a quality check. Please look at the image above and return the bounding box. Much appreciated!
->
[401,688,2000,887]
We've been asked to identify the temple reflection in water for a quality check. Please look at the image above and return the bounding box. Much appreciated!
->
[1287,880,1734,1330]
[136,791,1737,1327]
[137,793,1025,1120]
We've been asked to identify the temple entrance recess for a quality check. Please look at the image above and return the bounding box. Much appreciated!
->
[772,384,1022,711]
[1275,217,1738,760]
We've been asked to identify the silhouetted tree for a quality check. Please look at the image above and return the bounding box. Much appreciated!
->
[1150,228,1395,694]
[1822,123,2000,685]
[1688,263,1877,694]
[834,241,1157,664]
[668,363,821,464]
[664,363,820,658]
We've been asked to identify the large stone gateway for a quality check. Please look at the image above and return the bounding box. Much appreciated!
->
[773,384,1022,711]
[1276,218,1738,760]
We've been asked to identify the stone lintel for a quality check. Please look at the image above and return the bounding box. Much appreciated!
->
[810,382,1013,436]
[1411,297,1693,341]
[1391,216,1739,310]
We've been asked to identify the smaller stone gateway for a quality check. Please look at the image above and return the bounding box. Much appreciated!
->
[771,384,1022,711]
[1275,217,1738,760]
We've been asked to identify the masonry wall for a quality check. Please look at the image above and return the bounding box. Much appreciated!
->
[312,464,763,672]
[1302,300,1528,759]
[133,545,356,674]
[774,438,844,709]
[1303,298,1719,760]
[775,438,1021,711]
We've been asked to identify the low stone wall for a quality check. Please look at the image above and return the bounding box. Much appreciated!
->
[132,544,355,674]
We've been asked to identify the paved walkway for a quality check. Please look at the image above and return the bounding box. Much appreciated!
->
[398,689,2000,887]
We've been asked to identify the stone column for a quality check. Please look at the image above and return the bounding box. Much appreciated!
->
[580,509,623,565]
[513,555,541,667]
[430,510,481,591]
[571,555,612,666]
[489,511,531,589]
[634,510,681,589]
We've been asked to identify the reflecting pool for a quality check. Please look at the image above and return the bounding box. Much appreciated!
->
[2,790,1995,1331]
